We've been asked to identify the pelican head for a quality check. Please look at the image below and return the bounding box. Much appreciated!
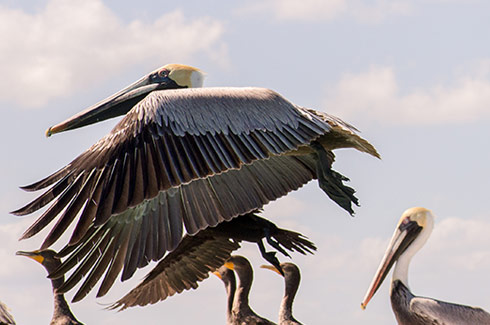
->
[361,207,434,309]
[46,64,205,137]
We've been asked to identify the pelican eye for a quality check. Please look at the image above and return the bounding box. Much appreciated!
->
[150,69,169,82]
[158,69,169,78]
[398,217,411,230]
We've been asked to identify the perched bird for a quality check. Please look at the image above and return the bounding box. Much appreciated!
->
[0,301,15,325]
[214,265,237,325]
[13,64,378,301]
[107,212,315,309]
[261,263,302,325]
[361,207,490,325]
[225,255,275,324]
[16,250,83,325]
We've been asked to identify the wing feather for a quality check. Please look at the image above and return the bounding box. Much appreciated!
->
[110,233,241,310]
[16,87,377,300]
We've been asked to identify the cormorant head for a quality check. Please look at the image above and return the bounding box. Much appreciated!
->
[261,262,300,279]
[16,249,61,274]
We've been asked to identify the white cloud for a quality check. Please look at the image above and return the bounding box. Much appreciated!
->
[423,216,490,271]
[323,65,490,125]
[0,0,227,108]
[239,0,412,23]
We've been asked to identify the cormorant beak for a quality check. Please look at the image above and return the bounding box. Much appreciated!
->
[212,271,222,280]
[361,219,422,309]
[223,261,235,271]
[16,250,44,264]
[46,69,180,137]
[260,264,283,276]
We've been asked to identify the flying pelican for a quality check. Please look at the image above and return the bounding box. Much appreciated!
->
[107,211,315,309]
[361,207,490,325]
[0,301,15,325]
[225,255,276,324]
[13,64,379,301]
[261,263,302,325]
[16,250,83,325]
[214,265,237,325]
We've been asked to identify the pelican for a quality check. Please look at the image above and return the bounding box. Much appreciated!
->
[0,301,15,325]
[13,64,379,301]
[108,211,315,309]
[261,263,302,325]
[361,207,490,324]
[225,255,276,324]
[16,250,83,325]
[214,265,237,325]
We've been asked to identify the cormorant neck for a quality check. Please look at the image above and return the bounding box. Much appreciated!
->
[51,277,70,317]
[225,279,236,323]
[279,295,294,322]
[53,293,71,316]
[279,274,299,322]
[51,276,64,292]
[49,272,80,323]
[233,268,253,314]
[234,283,251,311]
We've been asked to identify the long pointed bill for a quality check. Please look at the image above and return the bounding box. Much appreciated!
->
[16,250,44,264]
[361,220,422,309]
[46,71,176,137]
[260,264,283,276]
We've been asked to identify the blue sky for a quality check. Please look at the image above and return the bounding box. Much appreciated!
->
[2,0,490,324]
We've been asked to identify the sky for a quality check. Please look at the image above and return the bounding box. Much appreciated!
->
[1,0,490,324]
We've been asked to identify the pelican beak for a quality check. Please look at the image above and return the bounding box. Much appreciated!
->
[260,264,283,276]
[16,250,44,264]
[361,219,422,310]
[46,69,181,137]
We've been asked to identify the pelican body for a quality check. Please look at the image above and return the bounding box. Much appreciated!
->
[13,64,378,302]
[262,263,302,325]
[16,250,83,325]
[361,207,490,325]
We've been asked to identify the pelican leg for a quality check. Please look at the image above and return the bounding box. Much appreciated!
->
[257,240,284,275]
[311,141,358,215]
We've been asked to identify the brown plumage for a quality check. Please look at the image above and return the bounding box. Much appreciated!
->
[13,64,379,302]
[107,212,315,309]
[214,266,237,325]
[16,250,83,325]
[225,256,276,325]
[262,263,302,325]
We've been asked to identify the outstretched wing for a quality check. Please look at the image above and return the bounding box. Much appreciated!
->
[109,231,240,310]
[14,87,375,301]
[108,212,316,310]
[14,87,331,247]
[48,155,317,302]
